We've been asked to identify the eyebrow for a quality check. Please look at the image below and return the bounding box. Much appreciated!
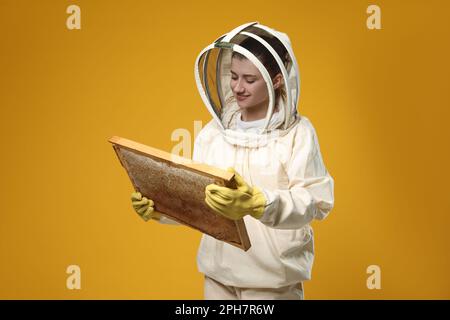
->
[230,70,257,78]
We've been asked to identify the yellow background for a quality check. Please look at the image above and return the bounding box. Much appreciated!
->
[1,0,449,299]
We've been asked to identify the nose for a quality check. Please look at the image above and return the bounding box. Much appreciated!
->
[233,79,245,94]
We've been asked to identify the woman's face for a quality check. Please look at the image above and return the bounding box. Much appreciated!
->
[230,57,269,110]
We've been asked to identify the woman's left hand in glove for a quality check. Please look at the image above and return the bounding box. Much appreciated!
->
[205,167,266,220]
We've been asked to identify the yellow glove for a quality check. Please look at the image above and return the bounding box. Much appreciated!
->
[205,167,266,220]
[131,191,161,222]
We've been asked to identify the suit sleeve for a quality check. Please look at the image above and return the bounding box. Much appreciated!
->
[258,122,335,229]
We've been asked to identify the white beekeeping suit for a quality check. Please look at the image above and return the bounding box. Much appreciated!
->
[164,22,335,290]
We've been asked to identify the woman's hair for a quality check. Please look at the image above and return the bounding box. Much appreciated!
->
[231,35,290,108]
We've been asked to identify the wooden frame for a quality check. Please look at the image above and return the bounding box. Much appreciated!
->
[108,136,251,251]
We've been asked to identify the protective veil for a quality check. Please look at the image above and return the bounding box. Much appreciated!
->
[166,22,334,288]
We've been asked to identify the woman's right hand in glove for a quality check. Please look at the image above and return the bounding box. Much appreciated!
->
[131,191,161,222]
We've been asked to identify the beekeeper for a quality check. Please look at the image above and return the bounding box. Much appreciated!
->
[130,22,334,300]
